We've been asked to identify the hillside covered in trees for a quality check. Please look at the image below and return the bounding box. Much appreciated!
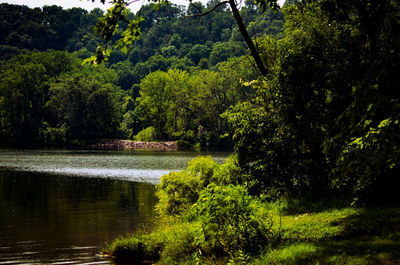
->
[0,1,284,149]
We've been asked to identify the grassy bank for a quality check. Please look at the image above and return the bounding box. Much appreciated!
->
[257,200,400,264]
[103,197,400,264]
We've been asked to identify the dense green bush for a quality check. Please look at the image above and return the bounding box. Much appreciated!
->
[175,130,197,150]
[211,155,243,186]
[105,234,161,262]
[155,156,218,217]
[135,126,157,141]
[104,222,204,264]
[225,1,400,203]
[107,156,274,263]
[190,184,273,255]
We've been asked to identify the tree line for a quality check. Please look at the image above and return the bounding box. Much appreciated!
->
[0,1,283,148]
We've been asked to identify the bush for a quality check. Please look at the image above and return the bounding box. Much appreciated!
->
[154,222,203,264]
[211,155,243,185]
[191,184,273,256]
[103,234,162,262]
[155,156,218,217]
[135,126,157,141]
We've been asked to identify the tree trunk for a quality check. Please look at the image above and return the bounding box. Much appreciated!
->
[228,0,269,77]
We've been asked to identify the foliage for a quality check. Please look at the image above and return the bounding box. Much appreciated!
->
[132,65,252,149]
[106,156,275,263]
[103,222,203,264]
[46,69,122,141]
[211,155,243,185]
[136,70,172,139]
[0,1,285,149]
[155,156,218,217]
[0,4,97,52]
[0,51,79,145]
[104,232,162,263]
[135,126,157,142]
[0,50,123,146]
[190,184,273,255]
[225,0,400,202]
[334,118,400,202]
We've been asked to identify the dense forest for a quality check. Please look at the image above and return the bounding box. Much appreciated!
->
[0,1,283,148]
[1,0,400,263]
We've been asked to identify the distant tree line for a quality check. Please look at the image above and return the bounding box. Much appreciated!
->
[0,1,284,148]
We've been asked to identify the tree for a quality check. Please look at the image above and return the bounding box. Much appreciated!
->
[110,61,136,90]
[0,51,80,145]
[209,42,231,65]
[186,44,210,65]
[226,0,400,201]
[46,69,122,141]
[87,0,279,76]
[136,71,173,139]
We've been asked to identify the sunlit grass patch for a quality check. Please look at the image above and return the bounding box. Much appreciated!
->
[254,242,319,265]
[257,202,400,265]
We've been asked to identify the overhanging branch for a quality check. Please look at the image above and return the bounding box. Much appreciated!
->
[184,1,229,18]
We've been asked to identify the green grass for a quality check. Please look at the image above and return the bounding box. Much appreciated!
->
[103,197,400,264]
[256,200,400,265]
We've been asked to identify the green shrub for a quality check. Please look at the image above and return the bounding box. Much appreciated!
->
[103,234,162,262]
[191,184,273,256]
[186,155,218,182]
[155,156,218,217]
[156,170,200,217]
[172,130,196,150]
[135,126,157,141]
[154,222,203,264]
[211,155,243,185]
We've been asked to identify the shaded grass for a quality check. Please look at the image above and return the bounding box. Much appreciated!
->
[103,221,206,264]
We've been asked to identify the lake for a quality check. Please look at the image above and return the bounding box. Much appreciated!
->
[0,149,228,264]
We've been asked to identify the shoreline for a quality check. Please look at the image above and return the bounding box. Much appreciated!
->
[91,140,178,151]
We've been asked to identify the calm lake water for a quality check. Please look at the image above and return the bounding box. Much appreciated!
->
[0,149,228,264]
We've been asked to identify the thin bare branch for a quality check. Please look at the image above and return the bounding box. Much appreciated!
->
[127,0,142,5]
[189,0,204,14]
[184,1,229,18]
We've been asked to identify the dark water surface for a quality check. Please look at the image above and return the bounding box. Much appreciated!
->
[0,149,227,264]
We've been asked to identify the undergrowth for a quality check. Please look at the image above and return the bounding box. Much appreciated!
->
[102,156,400,264]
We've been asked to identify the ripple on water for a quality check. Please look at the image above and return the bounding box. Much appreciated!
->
[29,167,174,184]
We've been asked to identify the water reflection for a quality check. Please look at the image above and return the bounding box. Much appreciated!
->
[0,149,228,264]
[0,170,156,264]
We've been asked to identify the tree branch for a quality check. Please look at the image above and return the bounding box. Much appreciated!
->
[184,1,229,18]
[228,0,269,77]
